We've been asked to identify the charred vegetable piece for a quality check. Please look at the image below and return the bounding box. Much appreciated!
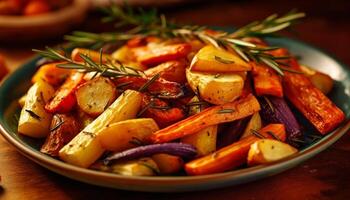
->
[41,114,81,157]
[259,96,303,146]
[150,94,261,143]
[240,112,262,139]
[283,71,345,134]
[217,118,250,148]
[31,62,71,87]
[132,43,192,66]
[139,95,185,128]
[190,45,251,72]
[251,62,283,97]
[247,139,298,166]
[144,60,187,83]
[45,72,85,113]
[75,77,117,117]
[71,48,111,63]
[185,124,286,175]
[104,143,197,165]
[97,118,159,152]
[114,76,184,99]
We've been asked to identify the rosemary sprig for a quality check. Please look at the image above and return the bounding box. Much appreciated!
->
[25,109,41,120]
[217,109,234,114]
[251,129,266,139]
[139,73,160,92]
[33,47,142,78]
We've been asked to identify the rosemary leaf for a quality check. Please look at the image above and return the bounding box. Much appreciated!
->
[217,109,234,114]
[214,56,235,64]
[139,73,160,92]
[25,109,41,120]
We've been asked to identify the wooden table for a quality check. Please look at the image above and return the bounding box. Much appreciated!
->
[1,0,350,199]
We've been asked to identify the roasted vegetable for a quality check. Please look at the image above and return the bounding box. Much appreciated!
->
[114,76,184,99]
[216,118,250,148]
[111,46,147,71]
[71,48,111,63]
[181,96,218,156]
[92,157,159,176]
[150,94,261,143]
[59,90,142,168]
[247,139,298,166]
[186,69,245,105]
[299,65,334,94]
[144,60,187,83]
[104,143,197,165]
[283,71,345,134]
[132,42,192,66]
[185,124,286,175]
[31,62,71,87]
[151,154,184,175]
[40,114,81,157]
[240,112,262,139]
[18,81,55,138]
[251,62,283,97]
[259,96,303,146]
[45,72,85,113]
[75,77,117,116]
[97,118,159,152]
[139,95,185,128]
[190,45,251,72]
[18,94,27,107]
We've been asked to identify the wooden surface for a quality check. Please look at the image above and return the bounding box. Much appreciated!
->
[1,0,350,199]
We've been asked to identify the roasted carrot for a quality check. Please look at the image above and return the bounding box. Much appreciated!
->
[71,48,111,63]
[251,62,283,97]
[140,95,186,128]
[114,76,184,99]
[185,124,286,175]
[149,94,261,143]
[283,71,345,134]
[31,62,71,86]
[132,43,192,66]
[45,72,85,113]
[144,60,187,83]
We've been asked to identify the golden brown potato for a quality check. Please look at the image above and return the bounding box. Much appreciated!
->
[190,45,251,72]
[186,69,245,105]
[76,77,117,116]
[247,139,298,166]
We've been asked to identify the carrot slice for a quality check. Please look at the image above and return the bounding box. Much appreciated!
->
[251,62,283,97]
[149,94,261,143]
[185,124,286,175]
[132,43,192,66]
[45,72,85,113]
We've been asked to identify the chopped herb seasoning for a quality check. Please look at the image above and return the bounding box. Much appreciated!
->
[25,109,41,120]
[214,56,235,64]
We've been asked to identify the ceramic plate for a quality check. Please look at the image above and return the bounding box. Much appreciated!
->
[0,36,349,192]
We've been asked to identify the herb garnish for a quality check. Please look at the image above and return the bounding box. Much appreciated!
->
[251,129,266,139]
[25,109,41,120]
[214,56,235,64]
[267,131,281,141]
[50,117,65,132]
[263,96,275,113]
[217,109,234,114]
[139,73,161,92]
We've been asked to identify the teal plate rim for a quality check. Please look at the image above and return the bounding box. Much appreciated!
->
[0,36,349,192]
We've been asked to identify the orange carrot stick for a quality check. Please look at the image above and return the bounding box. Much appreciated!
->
[45,72,85,113]
[185,124,286,175]
[149,94,261,143]
[251,62,283,97]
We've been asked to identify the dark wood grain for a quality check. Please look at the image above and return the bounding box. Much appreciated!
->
[1,0,350,199]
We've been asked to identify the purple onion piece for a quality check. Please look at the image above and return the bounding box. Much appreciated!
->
[259,96,303,147]
[104,143,197,165]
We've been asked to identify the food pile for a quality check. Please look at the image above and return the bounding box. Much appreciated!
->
[16,6,345,176]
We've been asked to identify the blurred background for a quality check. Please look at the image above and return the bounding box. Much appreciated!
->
[0,0,349,79]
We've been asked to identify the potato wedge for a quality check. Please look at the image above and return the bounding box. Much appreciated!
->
[186,68,245,105]
[240,112,262,139]
[76,77,117,116]
[0,54,8,81]
[111,46,147,71]
[31,62,71,86]
[18,94,27,107]
[59,90,142,168]
[190,45,251,72]
[151,154,184,175]
[97,118,159,152]
[71,48,111,63]
[18,81,55,138]
[299,65,334,94]
[247,139,298,166]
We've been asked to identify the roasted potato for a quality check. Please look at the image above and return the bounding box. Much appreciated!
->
[190,45,251,72]
[59,90,142,168]
[186,69,245,105]
[247,139,298,166]
[97,118,159,152]
[31,62,71,87]
[18,81,55,138]
[299,65,334,94]
[40,114,81,157]
[71,48,111,63]
[151,154,184,175]
[76,77,117,116]
[111,46,147,71]
[18,94,27,107]
[240,112,262,139]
